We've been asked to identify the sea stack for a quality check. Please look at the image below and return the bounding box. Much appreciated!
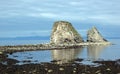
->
[87,26,107,42]
[50,21,84,45]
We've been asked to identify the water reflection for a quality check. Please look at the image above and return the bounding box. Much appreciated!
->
[7,44,110,65]
[87,45,109,61]
[51,45,109,64]
[51,46,83,64]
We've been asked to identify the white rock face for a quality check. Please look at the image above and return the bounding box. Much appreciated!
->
[87,26,107,42]
[50,21,84,44]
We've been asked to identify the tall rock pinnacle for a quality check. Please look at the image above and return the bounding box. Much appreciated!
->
[87,26,107,42]
[50,21,84,45]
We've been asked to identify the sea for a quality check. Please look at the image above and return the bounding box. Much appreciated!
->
[0,38,120,65]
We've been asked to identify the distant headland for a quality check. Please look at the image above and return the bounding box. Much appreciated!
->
[0,21,111,53]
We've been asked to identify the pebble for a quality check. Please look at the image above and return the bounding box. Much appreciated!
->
[23,71,26,73]
[106,68,111,71]
[33,70,36,73]
[73,70,76,73]
[95,70,101,73]
[59,68,64,71]
[29,71,32,74]
[45,68,48,71]
[48,69,53,73]
[74,68,77,70]
[0,52,3,54]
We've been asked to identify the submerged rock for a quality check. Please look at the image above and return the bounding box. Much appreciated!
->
[50,21,84,45]
[87,26,107,42]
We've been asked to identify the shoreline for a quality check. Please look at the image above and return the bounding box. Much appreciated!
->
[0,41,119,74]
[0,42,111,53]
[0,53,120,74]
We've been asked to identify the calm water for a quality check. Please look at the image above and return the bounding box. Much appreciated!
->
[1,39,120,64]
[0,40,49,46]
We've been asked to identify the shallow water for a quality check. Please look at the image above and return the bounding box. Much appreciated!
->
[1,39,120,64]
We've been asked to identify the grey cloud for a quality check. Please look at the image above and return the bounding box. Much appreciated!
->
[0,30,51,37]
[0,0,120,24]
[1,0,120,37]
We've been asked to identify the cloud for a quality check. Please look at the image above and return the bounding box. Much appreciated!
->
[0,0,120,37]
[28,13,58,18]
[40,13,58,18]
[0,30,51,37]
[0,0,120,24]
[0,0,120,23]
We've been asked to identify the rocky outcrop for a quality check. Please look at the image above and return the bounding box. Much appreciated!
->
[50,21,84,45]
[0,22,111,52]
[87,26,107,42]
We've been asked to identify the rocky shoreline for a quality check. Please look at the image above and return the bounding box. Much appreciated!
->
[0,42,111,53]
[0,21,111,53]
[0,53,120,74]
[0,21,114,74]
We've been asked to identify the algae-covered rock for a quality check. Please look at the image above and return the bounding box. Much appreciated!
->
[87,26,107,42]
[50,21,84,44]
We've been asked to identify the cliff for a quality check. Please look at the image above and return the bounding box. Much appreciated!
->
[50,21,84,45]
[87,26,107,42]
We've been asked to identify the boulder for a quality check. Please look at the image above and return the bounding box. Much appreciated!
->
[50,21,84,45]
[87,26,107,42]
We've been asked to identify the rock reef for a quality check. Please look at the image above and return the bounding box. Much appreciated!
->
[50,21,84,45]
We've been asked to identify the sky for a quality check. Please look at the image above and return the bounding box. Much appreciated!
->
[0,0,120,38]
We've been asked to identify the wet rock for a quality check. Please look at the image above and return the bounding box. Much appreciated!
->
[74,68,77,70]
[87,26,107,42]
[95,70,101,73]
[45,68,48,71]
[0,52,3,54]
[48,69,53,73]
[106,68,111,71]
[50,21,84,45]
[23,70,26,73]
[22,60,31,63]
[0,58,120,74]
[59,67,64,71]
[7,58,19,65]
[73,70,76,73]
